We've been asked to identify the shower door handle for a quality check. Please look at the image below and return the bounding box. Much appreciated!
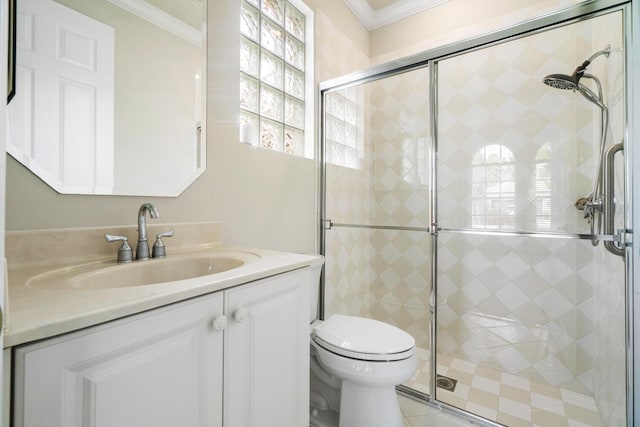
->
[603,142,624,257]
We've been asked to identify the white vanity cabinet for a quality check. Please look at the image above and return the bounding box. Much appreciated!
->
[224,269,310,427]
[12,268,310,427]
[13,291,225,426]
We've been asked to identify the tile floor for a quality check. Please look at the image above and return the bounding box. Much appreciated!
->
[400,395,472,426]
[402,347,606,426]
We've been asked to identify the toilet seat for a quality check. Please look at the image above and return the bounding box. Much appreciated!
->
[312,314,415,362]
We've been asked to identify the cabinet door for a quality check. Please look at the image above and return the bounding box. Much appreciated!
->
[13,292,224,427]
[225,269,310,427]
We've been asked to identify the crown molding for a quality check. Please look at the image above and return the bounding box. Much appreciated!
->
[343,0,449,30]
[107,0,202,46]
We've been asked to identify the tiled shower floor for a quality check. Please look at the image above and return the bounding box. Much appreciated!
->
[400,395,469,426]
[403,346,604,426]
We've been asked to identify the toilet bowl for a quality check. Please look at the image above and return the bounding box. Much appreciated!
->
[308,260,418,427]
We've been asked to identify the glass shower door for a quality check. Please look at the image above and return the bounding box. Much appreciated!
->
[434,10,626,426]
[322,67,433,395]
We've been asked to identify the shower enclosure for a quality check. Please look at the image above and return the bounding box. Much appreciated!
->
[319,1,637,426]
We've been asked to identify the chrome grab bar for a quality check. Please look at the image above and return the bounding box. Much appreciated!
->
[603,142,624,257]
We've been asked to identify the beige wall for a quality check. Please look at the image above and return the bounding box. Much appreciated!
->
[5,0,368,255]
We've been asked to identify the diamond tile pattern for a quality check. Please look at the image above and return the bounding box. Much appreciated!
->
[323,8,626,427]
[434,12,626,426]
[435,233,624,397]
[404,349,608,426]
[435,352,606,427]
[437,34,597,234]
[369,229,431,348]
[324,68,432,390]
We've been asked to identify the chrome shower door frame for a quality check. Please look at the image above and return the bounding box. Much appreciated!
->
[318,0,637,425]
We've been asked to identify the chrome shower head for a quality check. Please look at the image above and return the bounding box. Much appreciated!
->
[543,59,591,91]
[543,45,610,89]
[542,45,611,108]
[543,73,579,90]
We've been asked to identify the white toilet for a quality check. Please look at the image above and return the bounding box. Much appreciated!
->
[308,260,418,427]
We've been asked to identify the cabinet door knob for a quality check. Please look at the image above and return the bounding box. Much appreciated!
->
[233,307,249,323]
[211,315,227,331]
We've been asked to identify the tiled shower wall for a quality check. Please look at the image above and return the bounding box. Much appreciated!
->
[324,69,432,353]
[368,70,431,350]
[436,235,604,392]
[594,247,626,426]
[323,7,626,426]
[436,11,625,425]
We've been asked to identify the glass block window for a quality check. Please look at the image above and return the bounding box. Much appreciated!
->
[240,0,313,157]
[325,88,359,168]
[471,144,515,230]
[535,143,552,229]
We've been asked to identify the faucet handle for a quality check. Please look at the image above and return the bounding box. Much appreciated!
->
[105,234,133,263]
[152,230,174,258]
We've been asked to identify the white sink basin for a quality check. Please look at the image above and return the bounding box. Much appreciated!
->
[27,251,259,290]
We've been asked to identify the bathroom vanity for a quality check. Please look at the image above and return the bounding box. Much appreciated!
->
[3,223,318,427]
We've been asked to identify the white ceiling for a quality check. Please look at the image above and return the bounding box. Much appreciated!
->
[366,0,402,10]
[343,0,449,30]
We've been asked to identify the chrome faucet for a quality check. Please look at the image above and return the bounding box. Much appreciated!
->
[136,203,159,260]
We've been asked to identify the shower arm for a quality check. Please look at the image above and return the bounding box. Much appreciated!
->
[574,46,611,82]
[585,46,611,64]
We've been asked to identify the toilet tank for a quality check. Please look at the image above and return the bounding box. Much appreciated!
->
[309,257,324,322]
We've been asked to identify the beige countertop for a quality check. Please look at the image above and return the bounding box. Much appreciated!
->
[4,245,322,349]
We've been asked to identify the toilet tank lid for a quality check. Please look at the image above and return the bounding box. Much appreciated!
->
[312,314,415,355]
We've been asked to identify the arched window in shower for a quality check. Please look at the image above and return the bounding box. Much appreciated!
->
[535,142,552,229]
[471,144,515,230]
